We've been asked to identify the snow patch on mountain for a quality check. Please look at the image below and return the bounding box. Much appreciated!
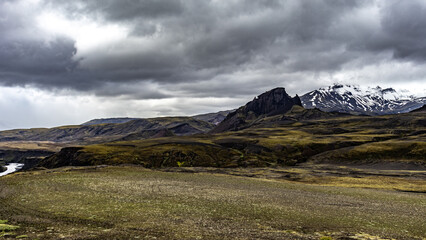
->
[301,84,425,115]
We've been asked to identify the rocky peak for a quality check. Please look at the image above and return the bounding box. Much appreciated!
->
[211,88,303,133]
[243,88,302,116]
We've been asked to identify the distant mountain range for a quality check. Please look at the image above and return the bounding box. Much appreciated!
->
[301,84,425,115]
[1,85,425,171]
[0,117,214,144]
[81,110,233,127]
[82,85,425,129]
[36,87,425,170]
[0,85,424,146]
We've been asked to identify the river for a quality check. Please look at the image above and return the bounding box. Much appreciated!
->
[0,163,25,177]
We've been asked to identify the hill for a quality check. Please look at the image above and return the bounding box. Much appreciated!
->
[192,110,234,125]
[38,105,425,169]
[82,118,141,125]
[0,117,214,145]
[82,109,235,127]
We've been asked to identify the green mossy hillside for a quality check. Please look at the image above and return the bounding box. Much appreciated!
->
[39,109,426,169]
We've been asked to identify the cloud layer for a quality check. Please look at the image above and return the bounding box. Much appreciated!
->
[0,0,425,129]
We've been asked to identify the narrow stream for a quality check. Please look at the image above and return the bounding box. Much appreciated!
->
[0,163,25,177]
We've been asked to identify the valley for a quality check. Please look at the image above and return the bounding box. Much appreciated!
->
[0,87,425,239]
[37,105,426,170]
[2,1,426,239]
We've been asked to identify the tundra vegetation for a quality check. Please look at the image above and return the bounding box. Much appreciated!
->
[0,166,425,239]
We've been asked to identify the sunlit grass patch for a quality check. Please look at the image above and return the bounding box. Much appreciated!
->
[303,175,426,192]
[0,220,20,237]
[0,220,19,231]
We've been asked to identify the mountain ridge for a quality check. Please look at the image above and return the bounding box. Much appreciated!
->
[80,110,234,127]
[37,101,426,169]
[1,85,424,146]
[0,117,214,144]
[301,84,425,115]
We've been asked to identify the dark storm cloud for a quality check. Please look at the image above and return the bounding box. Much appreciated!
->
[72,0,362,85]
[45,0,184,20]
[380,0,426,60]
[343,0,426,61]
[0,38,77,76]
[0,0,425,99]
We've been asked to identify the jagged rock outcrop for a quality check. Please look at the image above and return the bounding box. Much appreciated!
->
[37,147,86,168]
[211,88,302,133]
[244,88,302,116]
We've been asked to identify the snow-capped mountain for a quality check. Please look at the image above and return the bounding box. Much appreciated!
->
[300,84,425,115]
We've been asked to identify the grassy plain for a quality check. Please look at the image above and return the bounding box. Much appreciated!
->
[0,166,425,239]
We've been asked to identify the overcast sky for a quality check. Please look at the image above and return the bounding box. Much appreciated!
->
[0,0,425,130]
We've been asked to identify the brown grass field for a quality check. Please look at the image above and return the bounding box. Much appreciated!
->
[0,166,425,240]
